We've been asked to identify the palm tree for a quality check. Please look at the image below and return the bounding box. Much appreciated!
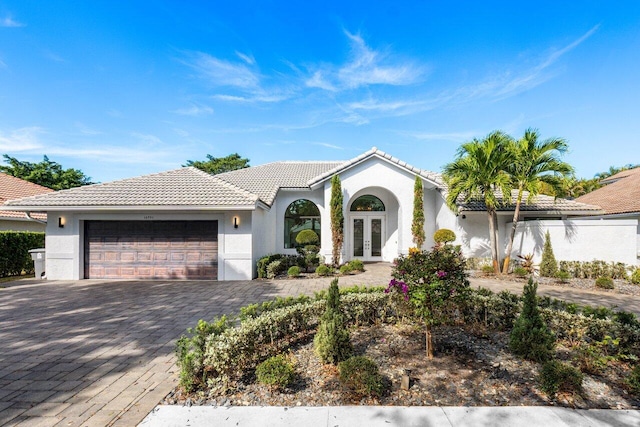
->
[501,129,574,273]
[443,131,513,274]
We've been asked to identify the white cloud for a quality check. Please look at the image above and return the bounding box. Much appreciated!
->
[235,51,255,65]
[172,104,214,116]
[0,16,24,27]
[313,142,345,150]
[75,122,101,135]
[0,127,44,151]
[184,51,260,89]
[130,132,162,145]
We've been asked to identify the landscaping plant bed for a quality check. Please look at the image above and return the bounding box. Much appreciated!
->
[164,322,640,409]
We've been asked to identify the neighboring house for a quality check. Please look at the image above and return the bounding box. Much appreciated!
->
[3,147,623,281]
[576,167,640,263]
[0,172,52,232]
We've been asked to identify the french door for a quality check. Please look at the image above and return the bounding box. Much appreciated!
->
[351,216,384,261]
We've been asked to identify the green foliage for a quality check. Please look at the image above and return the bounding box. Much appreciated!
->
[411,176,425,248]
[513,266,529,278]
[287,266,300,277]
[316,264,332,276]
[595,276,614,290]
[539,231,557,277]
[558,260,629,280]
[257,254,303,279]
[390,245,470,327]
[338,356,384,398]
[330,175,344,267]
[517,253,535,274]
[348,259,364,272]
[1,154,93,189]
[627,365,640,395]
[555,270,571,283]
[574,335,619,375]
[339,264,353,275]
[266,260,283,279]
[314,279,352,364]
[0,231,45,278]
[539,360,583,398]
[183,153,250,175]
[632,269,640,285]
[463,289,522,331]
[433,229,456,245]
[175,317,231,392]
[509,279,555,362]
[239,295,313,321]
[295,229,319,246]
[255,355,295,390]
[481,265,495,275]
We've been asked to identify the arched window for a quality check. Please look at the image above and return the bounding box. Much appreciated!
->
[284,199,321,249]
[350,195,385,211]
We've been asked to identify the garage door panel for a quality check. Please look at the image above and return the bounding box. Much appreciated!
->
[85,220,218,280]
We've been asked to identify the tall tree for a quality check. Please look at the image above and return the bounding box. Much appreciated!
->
[411,176,425,248]
[330,175,344,267]
[443,131,512,274]
[502,129,573,273]
[0,155,93,190]
[183,153,250,175]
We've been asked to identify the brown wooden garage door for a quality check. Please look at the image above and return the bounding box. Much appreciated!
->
[84,220,218,280]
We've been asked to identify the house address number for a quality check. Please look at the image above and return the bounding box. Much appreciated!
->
[143,215,155,220]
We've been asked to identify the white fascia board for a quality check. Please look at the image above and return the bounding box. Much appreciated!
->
[1,204,258,212]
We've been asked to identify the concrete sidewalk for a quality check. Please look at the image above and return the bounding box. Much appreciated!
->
[139,405,640,426]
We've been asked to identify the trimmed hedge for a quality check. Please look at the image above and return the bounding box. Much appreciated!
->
[0,231,45,278]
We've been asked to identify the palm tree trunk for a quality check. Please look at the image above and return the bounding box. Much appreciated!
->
[502,188,524,273]
[487,209,500,273]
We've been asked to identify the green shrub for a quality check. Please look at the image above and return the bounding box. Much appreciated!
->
[509,279,555,362]
[316,265,332,276]
[555,270,571,283]
[287,266,300,277]
[176,317,231,392]
[540,231,557,277]
[481,265,495,275]
[539,360,583,397]
[266,260,283,279]
[574,335,619,375]
[558,260,629,280]
[339,264,353,275]
[0,231,45,278]
[239,295,313,321]
[595,276,614,290]
[627,365,640,395]
[348,259,365,272]
[433,228,456,245]
[295,229,319,245]
[338,356,384,398]
[513,266,528,278]
[632,269,640,285]
[255,355,295,390]
[314,279,352,364]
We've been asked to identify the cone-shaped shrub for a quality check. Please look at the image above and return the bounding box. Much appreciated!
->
[509,278,555,362]
[540,231,558,277]
[314,278,352,364]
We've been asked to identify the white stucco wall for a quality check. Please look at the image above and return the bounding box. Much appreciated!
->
[511,219,639,266]
[0,218,47,232]
[44,210,255,281]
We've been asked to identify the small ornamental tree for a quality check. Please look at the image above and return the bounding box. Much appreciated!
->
[388,245,470,359]
[540,231,558,277]
[330,175,344,267]
[295,229,320,272]
[411,176,425,248]
[433,229,456,247]
[314,278,352,364]
[509,278,555,362]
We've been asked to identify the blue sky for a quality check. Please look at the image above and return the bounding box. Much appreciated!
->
[1,1,639,183]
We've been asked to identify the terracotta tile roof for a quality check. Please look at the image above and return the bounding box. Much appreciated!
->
[216,161,345,205]
[0,173,52,220]
[575,167,640,215]
[3,167,259,209]
[457,190,602,214]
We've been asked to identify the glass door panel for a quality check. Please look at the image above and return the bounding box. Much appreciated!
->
[371,219,382,257]
[353,218,364,257]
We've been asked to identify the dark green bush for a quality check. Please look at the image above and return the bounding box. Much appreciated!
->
[539,360,583,397]
[287,266,300,277]
[348,259,365,272]
[540,231,557,277]
[631,269,640,285]
[627,365,640,395]
[0,231,45,278]
[509,279,555,362]
[433,228,456,245]
[555,270,571,283]
[595,276,614,290]
[513,266,528,278]
[257,254,304,278]
[316,265,332,276]
[314,279,352,364]
[338,356,384,398]
[255,355,295,390]
[339,264,353,275]
[295,229,319,246]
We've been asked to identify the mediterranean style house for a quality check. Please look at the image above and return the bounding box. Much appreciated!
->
[4,147,635,281]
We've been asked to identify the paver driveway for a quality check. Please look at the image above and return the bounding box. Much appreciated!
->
[0,266,392,427]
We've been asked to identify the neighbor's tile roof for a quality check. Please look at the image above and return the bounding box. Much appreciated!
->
[216,161,344,205]
[457,190,603,213]
[0,172,52,220]
[3,167,259,208]
[575,167,640,215]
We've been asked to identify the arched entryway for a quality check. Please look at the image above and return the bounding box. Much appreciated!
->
[347,189,399,262]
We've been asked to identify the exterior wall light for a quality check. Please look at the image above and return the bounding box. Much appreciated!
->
[58,217,65,228]
[233,216,239,229]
